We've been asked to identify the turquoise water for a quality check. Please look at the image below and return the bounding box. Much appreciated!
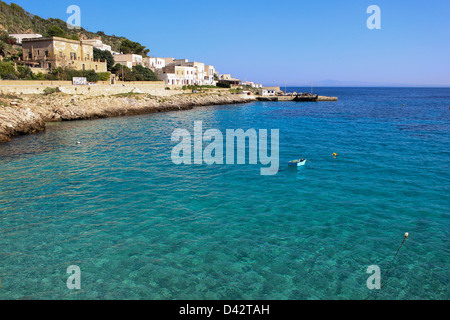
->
[0,87,449,300]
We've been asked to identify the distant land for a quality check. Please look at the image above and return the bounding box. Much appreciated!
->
[278,80,450,88]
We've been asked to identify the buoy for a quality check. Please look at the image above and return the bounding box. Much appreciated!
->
[404,232,409,239]
[332,153,338,157]
[403,104,405,106]
[76,141,81,144]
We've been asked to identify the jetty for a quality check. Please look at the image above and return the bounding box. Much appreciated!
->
[256,95,338,102]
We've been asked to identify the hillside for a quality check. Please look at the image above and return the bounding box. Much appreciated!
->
[0,1,143,53]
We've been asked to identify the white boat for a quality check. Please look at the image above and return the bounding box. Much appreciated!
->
[288,159,307,167]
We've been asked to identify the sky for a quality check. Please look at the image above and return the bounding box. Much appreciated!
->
[6,0,450,86]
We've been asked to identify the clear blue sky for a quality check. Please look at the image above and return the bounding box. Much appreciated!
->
[7,0,450,86]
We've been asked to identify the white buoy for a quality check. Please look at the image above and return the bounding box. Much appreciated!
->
[76,141,81,144]
[404,232,409,239]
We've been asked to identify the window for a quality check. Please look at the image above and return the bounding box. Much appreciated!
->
[70,52,76,60]
[45,50,49,57]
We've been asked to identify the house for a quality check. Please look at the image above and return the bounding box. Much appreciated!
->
[160,64,196,85]
[259,89,276,96]
[219,74,234,81]
[82,39,112,52]
[113,54,143,68]
[241,81,263,88]
[156,57,217,86]
[21,36,107,72]
[9,33,42,44]
[143,57,166,70]
[204,65,216,85]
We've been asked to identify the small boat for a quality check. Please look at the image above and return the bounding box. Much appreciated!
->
[289,158,307,167]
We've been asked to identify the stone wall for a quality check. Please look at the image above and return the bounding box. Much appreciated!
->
[0,81,180,96]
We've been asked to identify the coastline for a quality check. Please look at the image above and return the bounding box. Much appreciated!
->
[0,91,256,144]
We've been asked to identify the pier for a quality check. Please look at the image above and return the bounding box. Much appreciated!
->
[256,95,338,102]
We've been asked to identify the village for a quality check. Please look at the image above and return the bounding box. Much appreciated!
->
[5,33,267,92]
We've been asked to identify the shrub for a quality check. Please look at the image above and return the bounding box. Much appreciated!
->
[216,82,231,88]
[43,87,61,95]
[96,72,111,81]
[32,72,46,80]
[0,61,16,78]
[16,65,33,79]
[2,73,18,80]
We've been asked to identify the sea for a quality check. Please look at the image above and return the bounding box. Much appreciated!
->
[0,87,448,300]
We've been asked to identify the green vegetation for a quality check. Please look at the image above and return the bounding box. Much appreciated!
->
[0,1,147,53]
[119,39,150,56]
[93,48,114,71]
[46,68,111,82]
[0,60,110,82]
[43,25,80,40]
[216,82,231,88]
[0,61,44,80]
[43,87,61,95]
[181,85,219,91]
[112,64,159,81]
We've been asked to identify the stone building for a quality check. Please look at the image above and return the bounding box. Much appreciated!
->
[21,36,107,72]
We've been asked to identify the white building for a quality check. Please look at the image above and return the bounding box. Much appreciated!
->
[143,57,166,70]
[82,39,112,52]
[241,81,263,88]
[158,58,217,86]
[160,65,196,85]
[259,89,276,96]
[204,65,217,85]
[9,33,42,44]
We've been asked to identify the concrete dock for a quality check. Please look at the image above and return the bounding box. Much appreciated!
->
[256,95,338,102]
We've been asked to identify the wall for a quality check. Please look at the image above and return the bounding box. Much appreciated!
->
[0,81,180,96]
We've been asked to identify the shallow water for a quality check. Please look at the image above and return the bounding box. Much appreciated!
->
[0,87,449,299]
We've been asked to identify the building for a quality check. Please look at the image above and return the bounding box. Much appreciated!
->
[259,89,276,96]
[204,65,216,85]
[82,39,112,52]
[160,64,196,85]
[241,81,263,88]
[143,57,166,70]
[21,36,107,72]
[9,33,42,44]
[219,74,234,81]
[113,54,143,69]
[157,58,217,86]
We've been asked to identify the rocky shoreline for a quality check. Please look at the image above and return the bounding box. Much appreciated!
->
[0,92,255,144]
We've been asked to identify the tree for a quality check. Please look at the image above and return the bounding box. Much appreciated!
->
[45,25,67,38]
[93,47,115,71]
[0,41,8,58]
[69,34,80,41]
[0,61,17,79]
[119,39,150,56]
[132,65,158,81]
